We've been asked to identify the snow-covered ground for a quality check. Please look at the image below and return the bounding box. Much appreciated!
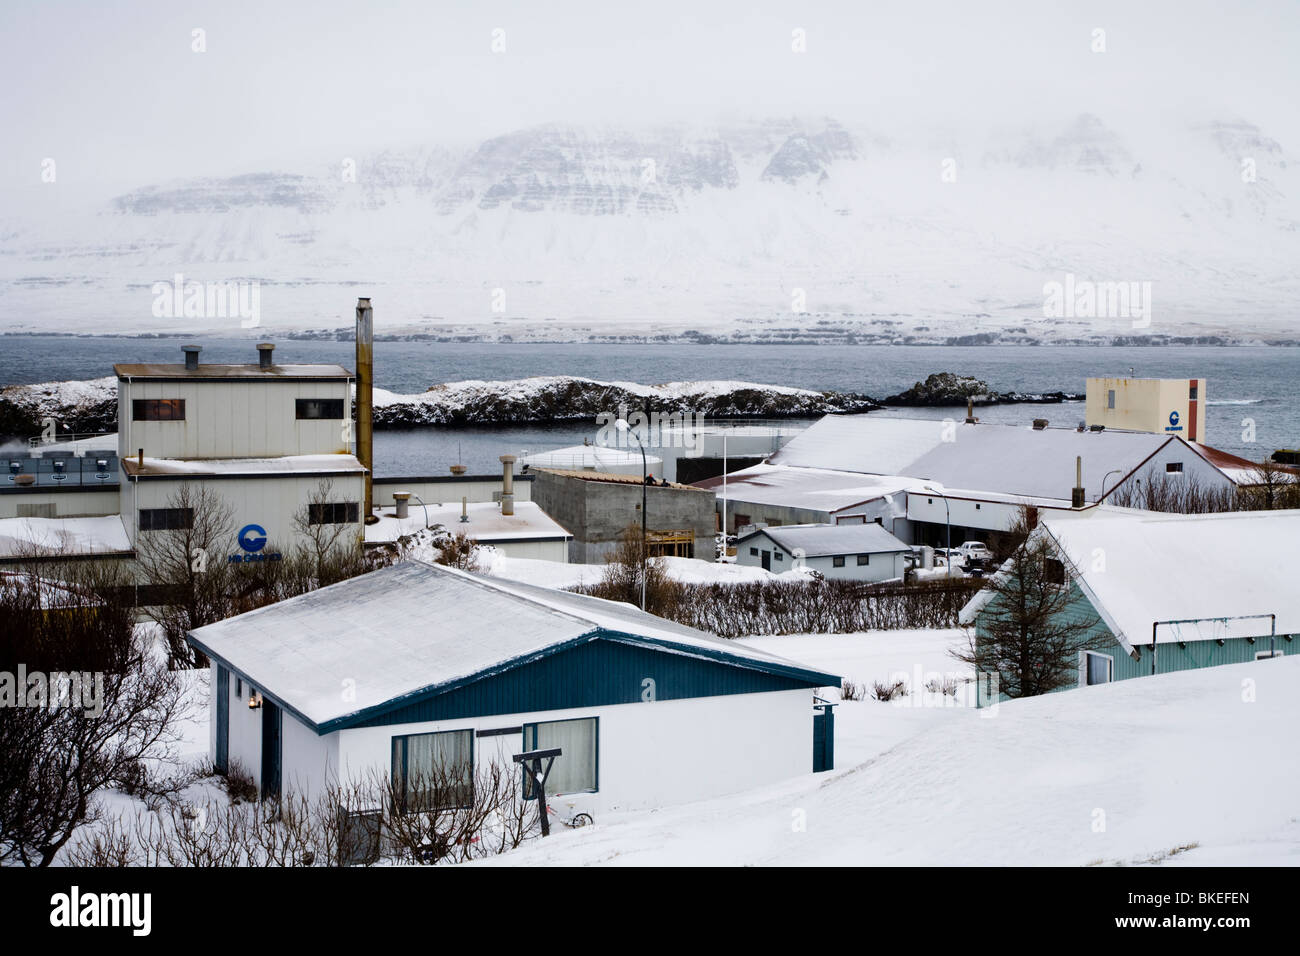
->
[479,552,811,590]
[479,654,1300,866]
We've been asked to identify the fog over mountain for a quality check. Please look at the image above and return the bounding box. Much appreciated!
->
[1,2,1297,343]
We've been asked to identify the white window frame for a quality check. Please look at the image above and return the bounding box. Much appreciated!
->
[1080,650,1114,687]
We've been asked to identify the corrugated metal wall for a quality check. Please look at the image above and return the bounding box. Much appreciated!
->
[348,636,815,728]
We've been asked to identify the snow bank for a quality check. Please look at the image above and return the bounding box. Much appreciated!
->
[481,655,1300,866]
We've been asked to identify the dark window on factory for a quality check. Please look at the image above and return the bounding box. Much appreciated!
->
[309,502,359,525]
[1043,557,1066,585]
[832,556,845,568]
[139,507,194,531]
[1107,389,1116,410]
[1166,462,1184,474]
[133,399,186,421]
[857,554,870,566]
[1189,384,1198,401]
[296,398,346,420]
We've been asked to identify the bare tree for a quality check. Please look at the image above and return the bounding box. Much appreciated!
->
[1242,458,1300,511]
[595,523,675,612]
[133,483,238,669]
[291,479,366,586]
[0,558,190,867]
[951,507,1101,699]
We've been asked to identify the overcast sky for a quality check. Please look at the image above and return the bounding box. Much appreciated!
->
[2,0,1298,195]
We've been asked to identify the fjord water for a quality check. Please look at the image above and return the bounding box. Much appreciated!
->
[1,337,1294,473]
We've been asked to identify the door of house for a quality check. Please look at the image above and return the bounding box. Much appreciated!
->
[261,699,282,801]
[812,700,835,772]
[761,549,771,571]
[215,666,229,773]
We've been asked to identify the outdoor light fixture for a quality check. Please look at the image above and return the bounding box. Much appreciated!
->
[248,691,262,710]
[8,461,19,475]
[95,458,108,472]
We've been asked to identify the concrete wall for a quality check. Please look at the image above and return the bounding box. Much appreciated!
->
[372,475,532,509]
[118,377,352,460]
[532,469,716,564]
[0,488,119,519]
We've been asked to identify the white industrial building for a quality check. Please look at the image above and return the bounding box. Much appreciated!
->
[520,443,663,477]
[188,560,841,813]
[115,345,366,559]
[743,413,1266,547]
[735,523,911,582]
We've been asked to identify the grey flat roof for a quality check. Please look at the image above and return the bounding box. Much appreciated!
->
[114,363,352,380]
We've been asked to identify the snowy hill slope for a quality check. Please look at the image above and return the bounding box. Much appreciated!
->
[483,655,1300,866]
[3,116,1298,341]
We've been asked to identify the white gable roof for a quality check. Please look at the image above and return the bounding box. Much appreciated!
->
[743,523,910,557]
[770,415,1193,502]
[188,560,835,730]
[1040,507,1300,651]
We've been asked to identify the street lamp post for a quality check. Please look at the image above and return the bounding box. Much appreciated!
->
[616,420,649,611]
[1100,469,1124,503]
[922,484,952,579]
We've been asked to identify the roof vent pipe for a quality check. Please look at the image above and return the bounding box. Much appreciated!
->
[1071,455,1086,508]
[499,454,516,516]
[182,345,201,371]
[257,343,275,368]
[965,398,977,425]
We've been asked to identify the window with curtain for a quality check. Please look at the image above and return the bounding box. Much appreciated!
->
[1085,651,1113,686]
[523,717,598,795]
[391,729,474,810]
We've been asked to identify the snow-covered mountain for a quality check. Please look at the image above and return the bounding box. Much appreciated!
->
[2,115,1297,343]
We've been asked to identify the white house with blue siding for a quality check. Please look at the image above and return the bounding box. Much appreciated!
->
[961,506,1300,706]
[188,560,840,817]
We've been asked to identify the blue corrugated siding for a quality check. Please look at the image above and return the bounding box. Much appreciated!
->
[349,635,814,729]
[974,581,1295,706]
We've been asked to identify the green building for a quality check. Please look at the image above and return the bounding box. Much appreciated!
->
[961,506,1298,707]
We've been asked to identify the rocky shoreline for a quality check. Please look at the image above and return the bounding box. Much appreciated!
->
[0,371,1085,440]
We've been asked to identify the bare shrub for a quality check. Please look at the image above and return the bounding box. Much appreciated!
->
[435,531,483,572]
[839,680,865,702]
[573,573,978,638]
[872,679,908,701]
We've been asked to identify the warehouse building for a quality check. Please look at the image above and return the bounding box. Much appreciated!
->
[1085,376,1207,443]
[188,560,841,811]
[961,506,1299,706]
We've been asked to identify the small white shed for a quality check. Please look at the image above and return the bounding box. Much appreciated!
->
[188,561,840,817]
[735,523,911,582]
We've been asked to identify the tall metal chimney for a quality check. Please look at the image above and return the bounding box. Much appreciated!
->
[182,345,201,371]
[499,454,516,516]
[257,342,275,368]
[356,298,375,523]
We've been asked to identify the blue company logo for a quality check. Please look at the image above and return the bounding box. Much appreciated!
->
[1165,409,1182,433]
[237,524,268,553]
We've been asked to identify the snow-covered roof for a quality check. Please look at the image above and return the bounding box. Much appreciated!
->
[1039,506,1300,651]
[122,454,366,478]
[187,560,839,731]
[770,414,1221,501]
[739,523,910,557]
[538,469,706,491]
[695,462,920,513]
[519,444,662,471]
[364,500,571,543]
[115,363,351,380]
[0,514,131,559]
